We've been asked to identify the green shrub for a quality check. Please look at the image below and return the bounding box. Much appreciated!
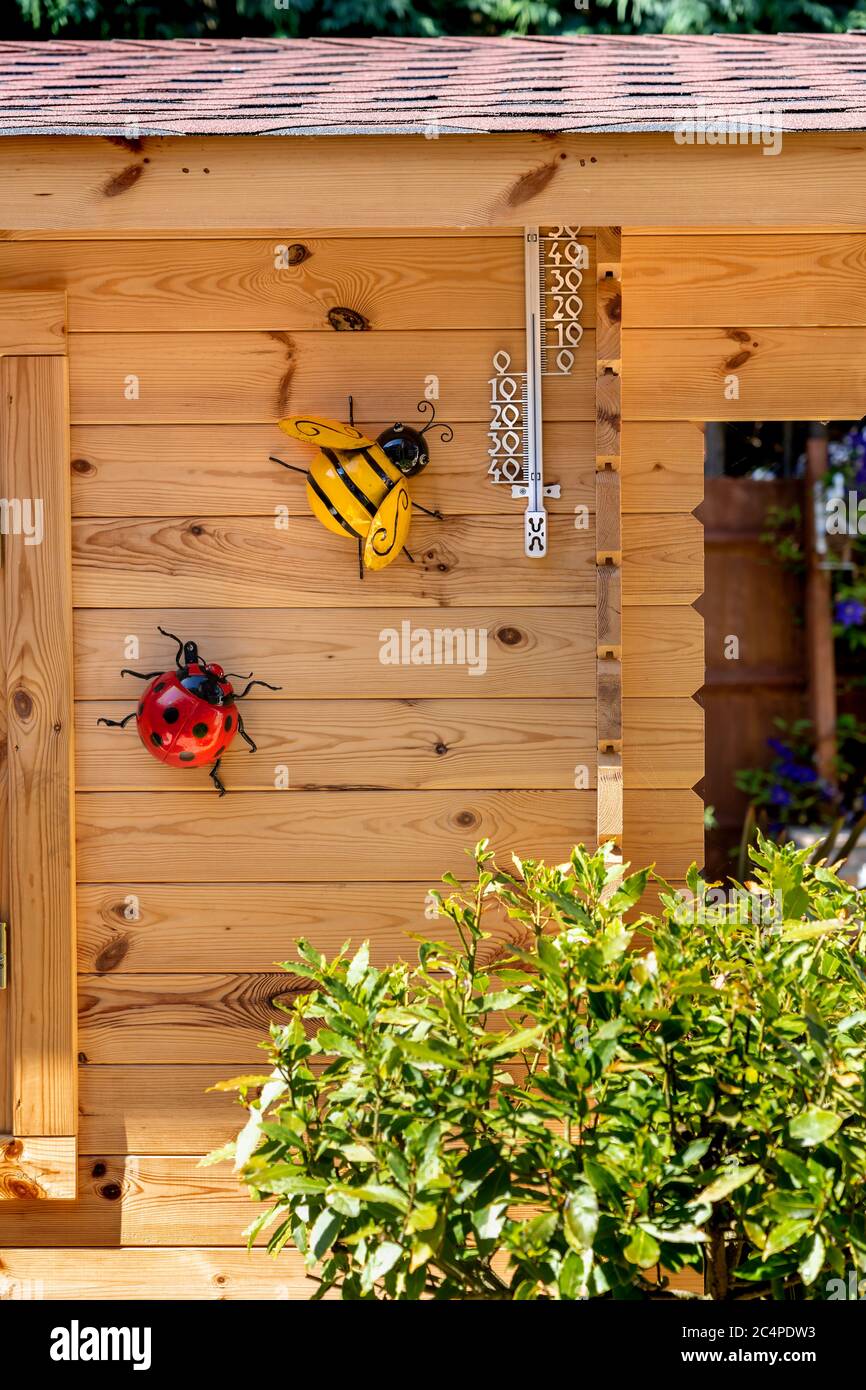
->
[212,835,866,1300]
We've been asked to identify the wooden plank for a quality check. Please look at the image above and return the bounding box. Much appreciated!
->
[624,232,866,327]
[0,236,597,332]
[72,606,702,700]
[597,754,623,844]
[77,698,598,791]
[0,291,67,354]
[1,355,77,1140]
[71,515,595,608]
[75,788,697,885]
[73,607,596,699]
[621,421,704,514]
[0,1154,273,1246]
[0,1247,319,1300]
[0,1137,76,1201]
[3,135,866,230]
[596,470,622,565]
[70,421,596,517]
[624,789,705,879]
[68,330,595,424]
[597,658,622,752]
[596,566,621,659]
[624,325,866,420]
[79,1067,258,1155]
[75,789,598,884]
[75,882,519,976]
[622,514,703,606]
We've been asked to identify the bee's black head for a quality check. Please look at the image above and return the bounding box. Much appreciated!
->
[376,422,429,477]
[377,401,452,478]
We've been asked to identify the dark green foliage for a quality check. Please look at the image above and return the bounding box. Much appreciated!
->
[9,0,866,39]
[212,835,866,1300]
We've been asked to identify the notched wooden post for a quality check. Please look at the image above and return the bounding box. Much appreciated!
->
[0,292,77,1199]
[595,231,623,868]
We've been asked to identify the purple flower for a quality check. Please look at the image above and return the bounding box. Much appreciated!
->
[835,599,866,628]
[767,737,791,757]
[779,761,815,784]
[769,785,792,807]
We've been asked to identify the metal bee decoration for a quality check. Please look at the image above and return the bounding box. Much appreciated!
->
[97,627,280,795]
[270,397,452,577]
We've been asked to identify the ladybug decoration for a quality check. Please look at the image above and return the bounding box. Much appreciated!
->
[97,627,280,795]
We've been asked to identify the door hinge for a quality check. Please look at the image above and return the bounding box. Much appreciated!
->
[0,922,6,990]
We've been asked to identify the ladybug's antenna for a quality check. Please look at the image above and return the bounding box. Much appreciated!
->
[416,400,454,443]
[157,625,184,665]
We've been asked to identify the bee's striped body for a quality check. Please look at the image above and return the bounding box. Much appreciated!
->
[278,415,413,573]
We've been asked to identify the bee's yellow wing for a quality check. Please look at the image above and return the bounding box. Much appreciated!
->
[278,415,373,450]
[363,481,412,572]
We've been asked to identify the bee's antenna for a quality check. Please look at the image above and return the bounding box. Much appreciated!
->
[269,455,307,475]
[416,399,453,443]
[348,395,355,427]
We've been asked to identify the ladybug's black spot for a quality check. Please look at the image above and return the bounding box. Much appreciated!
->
[224,715,233,731]
[153,682,165,694]
[179,751,195,762]
[138,703,144,715]
[150,732,163,747]
[163,706,180,724]
[193,722,209,739]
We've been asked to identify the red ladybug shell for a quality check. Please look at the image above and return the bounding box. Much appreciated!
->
[136,671,239,768]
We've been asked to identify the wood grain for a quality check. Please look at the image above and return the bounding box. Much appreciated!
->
[74,789,599,884]
[79,1067,255,1154]
[70,421,596,517]
[0,1246,318,1300]
[0,291,67,354]
[2,355,77,1139]
[624,233,866,327]
[75,881,519,975]
[71,515,596,608]
[69,419,694,518]
[68,330,595,424]
[622,513,703,606]
[72,606,704,699]
[0,1153,270,1245]
[0,1137,76,1201]
[73,607,597,699]
[620,421,704,514]
[0,236,536,331]
[624,325,866,420]
[77,698,597,790]
[75,788,699,884]
[2,134,865,230]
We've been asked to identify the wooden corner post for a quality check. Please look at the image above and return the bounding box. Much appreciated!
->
[0,292,77,1199]
[595,230,623,861]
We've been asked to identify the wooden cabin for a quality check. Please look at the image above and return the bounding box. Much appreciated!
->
[0,33,864,1300]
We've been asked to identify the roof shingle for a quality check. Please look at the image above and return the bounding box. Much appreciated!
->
[1,34,865,136]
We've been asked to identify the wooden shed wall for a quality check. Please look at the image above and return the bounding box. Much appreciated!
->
[15,197,866,1299]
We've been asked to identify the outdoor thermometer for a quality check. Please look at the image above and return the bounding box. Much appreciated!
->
[488,225,587,557]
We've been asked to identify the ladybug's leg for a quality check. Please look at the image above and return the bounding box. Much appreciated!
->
[157,626,184,664]
[225,671,253,681]
[234,678,282,699]
[236,712,257,754]
[208,758,227,797]
[120,668,164,681]
[97,712,136,729]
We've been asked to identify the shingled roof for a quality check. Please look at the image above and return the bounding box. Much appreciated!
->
[1,33,865,137]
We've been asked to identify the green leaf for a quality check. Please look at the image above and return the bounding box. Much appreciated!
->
[559,1249,593,1300]
[483,1026,544,1060]
[764,1217,811,1258]
[346,942,370,989]
[789,1109,843,1147]
[692,1164,761,1206]
[563,1186,599,1252]
[798,1231,825,1286]
[624,1228,661,1269]
[362,1240,403,1291]
[310,1208,343,1260]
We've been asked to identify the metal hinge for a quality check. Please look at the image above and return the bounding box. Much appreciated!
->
[0,923,6,990]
